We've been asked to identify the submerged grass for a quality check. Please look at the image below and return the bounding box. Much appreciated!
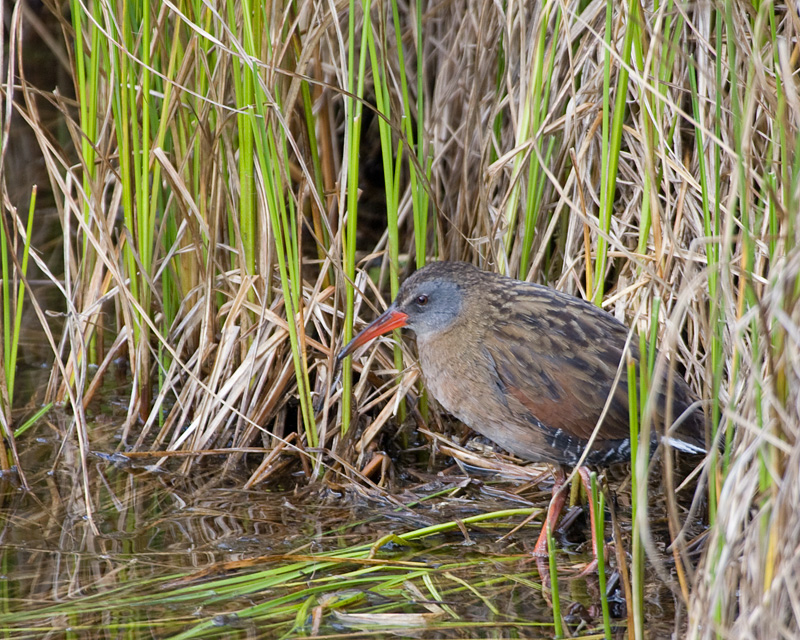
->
[1,0,798,637]
[2,447,612,638]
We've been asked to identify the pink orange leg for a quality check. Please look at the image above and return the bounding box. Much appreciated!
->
[577,467,600,558]
[574,467,602,575]
[533,466,568,556]
[534,466,605,575]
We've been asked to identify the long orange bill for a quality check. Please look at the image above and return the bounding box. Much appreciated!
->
[336,305,409,363]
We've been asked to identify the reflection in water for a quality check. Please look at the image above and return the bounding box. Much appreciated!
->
[0,394,699,638]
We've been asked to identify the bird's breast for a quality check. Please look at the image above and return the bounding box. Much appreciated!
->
[416,335,483,419]
[415,331,562,464]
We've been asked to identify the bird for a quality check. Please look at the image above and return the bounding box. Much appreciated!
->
[337,261,706,561]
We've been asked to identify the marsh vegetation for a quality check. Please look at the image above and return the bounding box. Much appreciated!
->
[1,0,798,637]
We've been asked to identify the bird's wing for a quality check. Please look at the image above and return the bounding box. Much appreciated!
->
[480,289,637,444]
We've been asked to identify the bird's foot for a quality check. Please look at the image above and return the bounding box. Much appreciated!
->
[530,539,550,559]
[566,541,614,577]
[568,558,599,578]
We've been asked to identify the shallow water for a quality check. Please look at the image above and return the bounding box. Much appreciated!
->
[0,368,696,639]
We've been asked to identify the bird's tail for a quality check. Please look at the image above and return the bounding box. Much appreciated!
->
[662,399,708,456]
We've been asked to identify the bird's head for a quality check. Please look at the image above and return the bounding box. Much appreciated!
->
[337,262,479,362]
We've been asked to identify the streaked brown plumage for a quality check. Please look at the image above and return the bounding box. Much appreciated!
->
[338,261,706,558]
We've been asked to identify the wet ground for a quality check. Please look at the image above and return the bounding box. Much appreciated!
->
[0,364,697,639]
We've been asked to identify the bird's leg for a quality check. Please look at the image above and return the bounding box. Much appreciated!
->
[571,466,602,576]
[533,466,568,556]
[577,467,599,558]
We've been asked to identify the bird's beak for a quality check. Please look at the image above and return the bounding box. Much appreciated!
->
[337,304,409,363]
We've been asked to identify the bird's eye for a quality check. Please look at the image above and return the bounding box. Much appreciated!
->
[416,294,429,306]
